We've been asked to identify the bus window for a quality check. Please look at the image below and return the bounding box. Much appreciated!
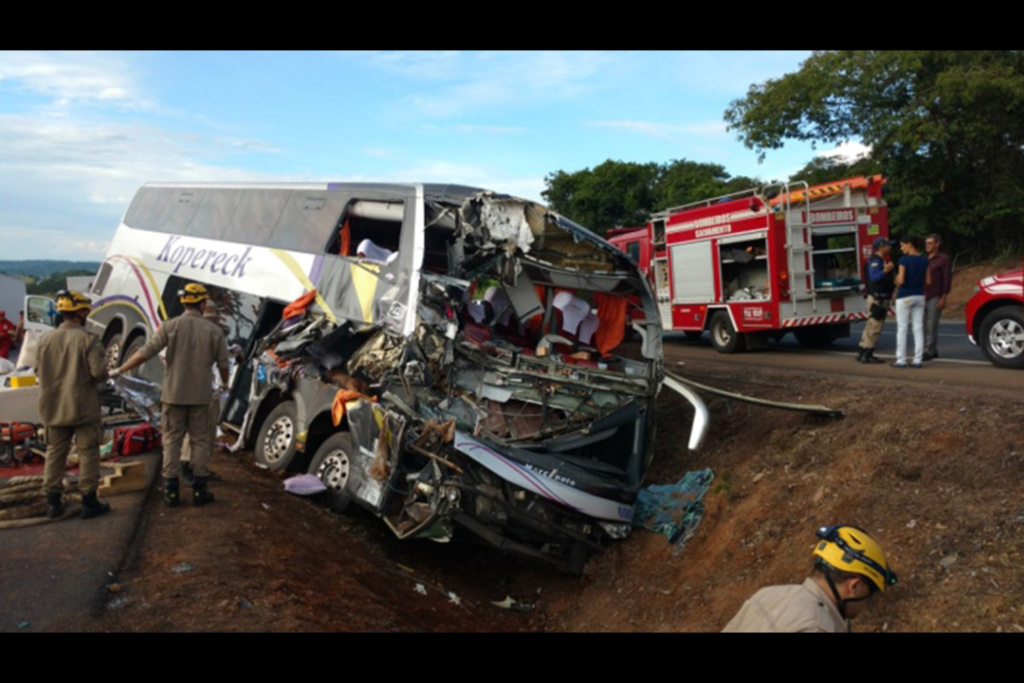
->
[91,262,114,297]
[161,276,262,352]
[327,200,404,257]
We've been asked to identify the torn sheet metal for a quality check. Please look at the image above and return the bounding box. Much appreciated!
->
[122,185,693,575]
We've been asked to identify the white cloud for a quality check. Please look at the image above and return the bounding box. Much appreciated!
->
[0,51,151,110]
[589,119,728,142]
[451,124,526,135]
[361,146,393,158]
[0,113,283,207]
[818,140,871,162]
[376,51,619,118]
[0,225,110,260]
[359,51,464,80]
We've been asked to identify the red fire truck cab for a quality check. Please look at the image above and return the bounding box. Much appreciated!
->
[608,175,889,353]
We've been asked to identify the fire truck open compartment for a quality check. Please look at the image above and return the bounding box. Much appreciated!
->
[719,234,769,302]
[810,227,859,291]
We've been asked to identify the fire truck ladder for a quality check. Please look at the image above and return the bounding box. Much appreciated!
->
[775,181,815,314]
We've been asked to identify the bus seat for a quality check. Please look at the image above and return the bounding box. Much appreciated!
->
[357,239,398,264]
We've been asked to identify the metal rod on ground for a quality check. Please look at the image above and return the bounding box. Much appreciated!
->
[661,374,710,451]
[665,370,843,418]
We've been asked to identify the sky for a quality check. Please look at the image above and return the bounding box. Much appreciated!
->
[0,51,869,261]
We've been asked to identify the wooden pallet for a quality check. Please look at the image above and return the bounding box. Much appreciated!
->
[97,460,147,496]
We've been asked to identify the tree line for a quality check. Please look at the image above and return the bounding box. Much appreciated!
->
[543,51,1024,264]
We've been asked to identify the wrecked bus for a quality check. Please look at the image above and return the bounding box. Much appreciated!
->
[93,182,668,572]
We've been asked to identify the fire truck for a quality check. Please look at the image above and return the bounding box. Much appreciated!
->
[608,175,889,353]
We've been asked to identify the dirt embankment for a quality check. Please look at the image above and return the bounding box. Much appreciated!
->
[83,354,1024,633]
[84,260,1024,633]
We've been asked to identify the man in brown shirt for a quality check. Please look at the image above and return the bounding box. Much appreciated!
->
[112,283,229,507]
[722,524,896,632]
[36,290,111,519]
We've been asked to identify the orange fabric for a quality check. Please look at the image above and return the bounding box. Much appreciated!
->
[338,218,351,256]
[524,285,547,336]
[331,389,377,427]
[593,292,626,355]
[265,345,290,369]
[283,289,318,321]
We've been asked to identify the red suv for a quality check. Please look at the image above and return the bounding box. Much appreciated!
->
[965,258,1024,368]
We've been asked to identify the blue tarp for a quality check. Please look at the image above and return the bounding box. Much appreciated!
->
[632,468,714,550]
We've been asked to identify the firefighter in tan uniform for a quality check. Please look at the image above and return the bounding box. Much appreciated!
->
[36,290,111,519]
[112,283,229,507]
[722,524,897,632]
[180,300,225,486]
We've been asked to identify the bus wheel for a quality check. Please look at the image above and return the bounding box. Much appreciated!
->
[710,312,745,354]
[308,432,354,513]
[254,401,298,471]
[104,333,123,371]
[122,336,146,376]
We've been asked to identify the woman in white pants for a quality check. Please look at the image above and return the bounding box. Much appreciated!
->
[892,235,931,368]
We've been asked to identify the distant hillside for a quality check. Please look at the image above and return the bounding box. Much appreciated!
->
[0,260,101,279]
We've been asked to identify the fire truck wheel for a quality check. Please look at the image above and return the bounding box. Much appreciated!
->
[308,432,355,513]
[979,305,1024,369]
[710,312,745,354]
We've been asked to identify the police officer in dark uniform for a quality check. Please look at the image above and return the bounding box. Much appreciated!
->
[856,237,896,363]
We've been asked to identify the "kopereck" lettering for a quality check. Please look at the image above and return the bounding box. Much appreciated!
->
[156,236,254,278]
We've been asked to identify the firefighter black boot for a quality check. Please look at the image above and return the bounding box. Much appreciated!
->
[863,348,884,364]
[164,477,181,508]
[45,492,64,519]
[80,491,111,519]
[855,346,867,363]
[192,476,215,506]
[181,461,195,487]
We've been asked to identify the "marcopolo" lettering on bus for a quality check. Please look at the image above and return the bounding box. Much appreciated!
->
[156,236,254,278]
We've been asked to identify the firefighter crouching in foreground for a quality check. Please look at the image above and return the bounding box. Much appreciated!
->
[36,290,111,519]
[722,524,897,632]
[111,283,229,507]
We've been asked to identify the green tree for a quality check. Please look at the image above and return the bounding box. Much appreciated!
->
[26,269,94,297]
[543,160,660,233]
[725,50,1024,257]
[543,159,764,235]
[787,155,880,188]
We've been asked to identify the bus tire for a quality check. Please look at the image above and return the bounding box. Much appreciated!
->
[308,432,355,513]
[122,336,146,376]
[254,401,299,471]
[710,311,745,354]
[104,332,123,371]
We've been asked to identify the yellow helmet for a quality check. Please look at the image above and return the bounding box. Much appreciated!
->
[813,524,897,592]
[178,283,209,305]
[55,290,92,314]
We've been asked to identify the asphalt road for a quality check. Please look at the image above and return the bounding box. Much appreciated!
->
[0,452,160,632]
[662,318,1021,400]
[670,318,987,365]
